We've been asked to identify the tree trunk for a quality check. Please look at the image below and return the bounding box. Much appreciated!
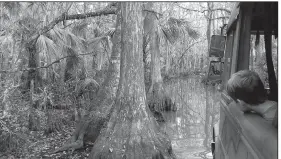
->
[203,2,213,148]
[0,52,5,85]
[143,2,154,93]
[200,54,204,72]
[26,41,42,93]
[165,40,170,74]
[28,80,40,131]
[55,2,122,153]
[90,3,175,159]
[97,48,104,71]
[203,85,211,148]
[145,3,175,122]
[165,3,174,75]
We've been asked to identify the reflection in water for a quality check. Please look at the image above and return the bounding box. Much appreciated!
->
[162,76,221,159]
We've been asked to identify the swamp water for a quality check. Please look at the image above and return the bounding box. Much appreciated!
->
[162,76,221,159]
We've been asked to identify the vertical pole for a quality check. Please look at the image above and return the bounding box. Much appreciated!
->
[264,3,278,101]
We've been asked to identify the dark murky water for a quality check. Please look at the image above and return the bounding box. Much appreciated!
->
[162,76,221,159]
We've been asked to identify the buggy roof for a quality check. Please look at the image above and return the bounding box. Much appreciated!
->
[227,2,278,36]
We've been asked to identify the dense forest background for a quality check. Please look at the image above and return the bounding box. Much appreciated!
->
[0,2,277,159]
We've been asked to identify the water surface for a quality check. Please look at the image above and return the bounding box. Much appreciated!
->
[162,76,220,159]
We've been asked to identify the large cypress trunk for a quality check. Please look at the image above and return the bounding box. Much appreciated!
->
[145,3,175,122]
[90,2,175,159]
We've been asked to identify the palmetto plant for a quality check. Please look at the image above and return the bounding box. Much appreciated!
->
[160,17,199,45]
[0,2,115,137]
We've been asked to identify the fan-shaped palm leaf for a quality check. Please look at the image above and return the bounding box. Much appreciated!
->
[104,28,115,37]
[0,13,10,22]
[3,2,22,17]
[72,21,88,38]
[36,35,60,64]
[48,27,67,45]
[87,35,112,61]
[48,27,85,55]
[0,34,13,55]
[36,35,58,58]
[66,47,80,66]
[64,47,85,81]
[160,17,199,44]
[87,36,108,49]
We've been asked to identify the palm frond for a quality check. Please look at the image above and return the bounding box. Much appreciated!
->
[3,2,22,17]
[48,27,85,52]
[36,35,59,60]
[87,35,112,58]
[0,34,13,52]
[72,21,88,38]
[65,47,80,74]
[64,47,85,81]
[17,17,40,34]
[66,47,80,65]
[160,17,199,44]
[182,21,199,39]
[104,28,116,37]
[160,25,179,44]
[87,36,108,48]
[0,13,10,21]
[48,27,67,45]
[67,31,85,51]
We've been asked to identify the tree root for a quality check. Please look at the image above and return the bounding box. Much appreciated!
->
[89,99,177,159]
[53,111,108,153]
[147,82,176,121]
[53,140,83,153]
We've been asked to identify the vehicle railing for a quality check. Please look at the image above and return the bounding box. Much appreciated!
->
[219,92,277,159]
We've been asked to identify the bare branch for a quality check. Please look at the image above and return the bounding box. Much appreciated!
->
[176,91,205,122]
[27,3,117,45]
[143,9,163,17]
[209,16,229,20]
[65,2,73,13]
[40,8,117,34]
[176,4,204,13]
[0,51,96,73]
[210,8,231,14]
[175,3,231,14]
[177,39,205,64]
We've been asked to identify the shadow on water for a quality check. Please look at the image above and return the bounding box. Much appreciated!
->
[161,76,221,159]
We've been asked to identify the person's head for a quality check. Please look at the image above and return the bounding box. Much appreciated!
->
[226,70,267,105]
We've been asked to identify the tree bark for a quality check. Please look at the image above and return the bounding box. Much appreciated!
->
[165,40,170,74]
[203,2,213,148]
[26,40,42,92]
[143,3,154,93]
[90,3,175,159]
[145,3,175,122]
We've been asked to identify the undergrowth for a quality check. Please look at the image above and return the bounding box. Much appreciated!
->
[0,78,96,158]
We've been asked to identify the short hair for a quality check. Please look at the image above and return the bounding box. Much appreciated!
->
[226,70,267,105]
